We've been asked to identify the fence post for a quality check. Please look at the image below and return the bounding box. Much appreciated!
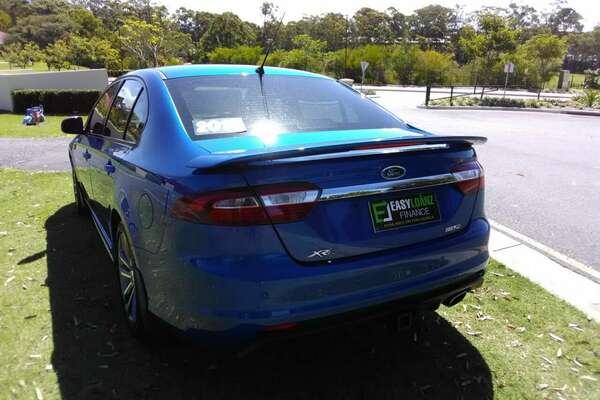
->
[450,86,454,106]
[425,85,431,106]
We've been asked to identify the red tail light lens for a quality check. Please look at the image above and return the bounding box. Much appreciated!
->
[451,161,484,194]
[256,183,320,224]
[172,183,320,225]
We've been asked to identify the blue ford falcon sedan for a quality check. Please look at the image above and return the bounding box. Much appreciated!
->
[62,64,489,343]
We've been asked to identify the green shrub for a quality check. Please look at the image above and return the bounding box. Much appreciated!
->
[480,97,527,108]
[576,89,600,108]
[107,69,132,77]
[413,50,456,86]
[208,46,262,65]
[12,89,101,114]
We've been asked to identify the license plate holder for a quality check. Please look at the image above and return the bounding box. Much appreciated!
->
[369,192,441,232]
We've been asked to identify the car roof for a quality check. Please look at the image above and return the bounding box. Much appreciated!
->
[155,64,332,80]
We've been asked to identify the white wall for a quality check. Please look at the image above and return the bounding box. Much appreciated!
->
[0,69,108,111]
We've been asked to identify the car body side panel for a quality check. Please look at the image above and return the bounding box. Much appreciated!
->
[70,135,94,200]
[88,135,121,234]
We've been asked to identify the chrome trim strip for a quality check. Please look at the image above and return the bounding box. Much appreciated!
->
[265,144,449,164]
[318,171,479,202]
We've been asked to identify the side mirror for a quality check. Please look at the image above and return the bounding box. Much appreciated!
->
[61,116,84,135]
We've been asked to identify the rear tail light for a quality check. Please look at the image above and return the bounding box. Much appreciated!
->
[451,161,484,194]
[172,183,320,225]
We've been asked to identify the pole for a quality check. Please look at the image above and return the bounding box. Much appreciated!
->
[450,86,454,106]
[425,85,431,106]
[503,71,509,98]
[344,15,349,77]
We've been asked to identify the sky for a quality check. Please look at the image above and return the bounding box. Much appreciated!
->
[162,0,599,31]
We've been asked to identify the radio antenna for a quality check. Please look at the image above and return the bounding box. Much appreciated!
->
[256,12,285,76]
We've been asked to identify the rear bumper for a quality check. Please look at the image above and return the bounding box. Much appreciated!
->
[255,269,484,342]
[143,218,489,342]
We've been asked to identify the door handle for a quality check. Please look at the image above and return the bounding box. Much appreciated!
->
[104,162,116,175]
[83,150,91,160]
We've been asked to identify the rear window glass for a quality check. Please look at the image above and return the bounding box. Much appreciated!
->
[165,75,405,139]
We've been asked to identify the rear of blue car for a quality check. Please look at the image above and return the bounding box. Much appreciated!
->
[139,70,489,342]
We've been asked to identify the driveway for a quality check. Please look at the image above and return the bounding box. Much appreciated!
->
[375,91,600,271]
[2,93,599,271]
[0,137,71,171]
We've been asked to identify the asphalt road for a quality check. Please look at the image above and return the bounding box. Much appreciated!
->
[1,93,599,271]
[0,137,71,171]
[375,91,600,271]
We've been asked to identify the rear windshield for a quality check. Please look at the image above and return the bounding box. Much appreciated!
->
[165,75,405,139]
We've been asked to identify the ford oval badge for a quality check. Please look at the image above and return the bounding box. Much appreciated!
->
[381,165,406,180]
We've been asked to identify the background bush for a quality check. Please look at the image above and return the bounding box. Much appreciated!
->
[12,89,101,114]
[107,69,132,77]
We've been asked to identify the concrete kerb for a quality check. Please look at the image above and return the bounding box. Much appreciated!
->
[489,220,600,322]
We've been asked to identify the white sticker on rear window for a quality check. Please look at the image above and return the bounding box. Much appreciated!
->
[193,118,246,136]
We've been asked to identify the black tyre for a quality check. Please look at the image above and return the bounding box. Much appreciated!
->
[72,169,87,216]
[115,223,161,340]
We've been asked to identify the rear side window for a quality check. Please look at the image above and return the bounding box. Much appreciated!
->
[166,75,405,139]
[106,80,143,139]
[124,88,148,142]
[87,83,121,135]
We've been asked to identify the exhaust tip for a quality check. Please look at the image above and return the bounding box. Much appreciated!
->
[443,290,468,307]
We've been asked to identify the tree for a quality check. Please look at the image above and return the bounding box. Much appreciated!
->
[311,13,348,52]
[391,45,419,84]
[287,34,326,71]
[8,12,76,47]
[1,42,42,69]
[516,33,567,88]
[410,5,457,50]
[0,0,28,24]
[565,27,600,72]
[174,8,215,44]
[506,2,540,30]
[352,8,393,44]
[348,44,391,83]
[459,14,519,83]
[199,12,258,53]
[413,50,456,85]
[44,39,72,70]
[68,35,120,69]
[386,7,408,40]
[260,2,278,49]
[208,45,261,65]
[68,6,103,37]
[0,9,11,30]
[118,18,192,67]
[546,6,583,35]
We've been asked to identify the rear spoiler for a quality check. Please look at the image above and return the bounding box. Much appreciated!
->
[187,135,487,171]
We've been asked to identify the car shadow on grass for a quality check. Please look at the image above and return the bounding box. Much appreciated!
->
[45,204,493,400]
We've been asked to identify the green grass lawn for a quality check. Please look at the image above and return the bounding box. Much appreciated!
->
[0,114,66,138]
[0,168,598,399]
[0,61,89,73]
[546,72,586,89]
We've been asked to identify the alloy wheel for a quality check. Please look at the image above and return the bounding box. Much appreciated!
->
[117,232,138,324]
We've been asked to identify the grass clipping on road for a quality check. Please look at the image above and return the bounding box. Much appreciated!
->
[0,114,65,138]
[0,168,598,399]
